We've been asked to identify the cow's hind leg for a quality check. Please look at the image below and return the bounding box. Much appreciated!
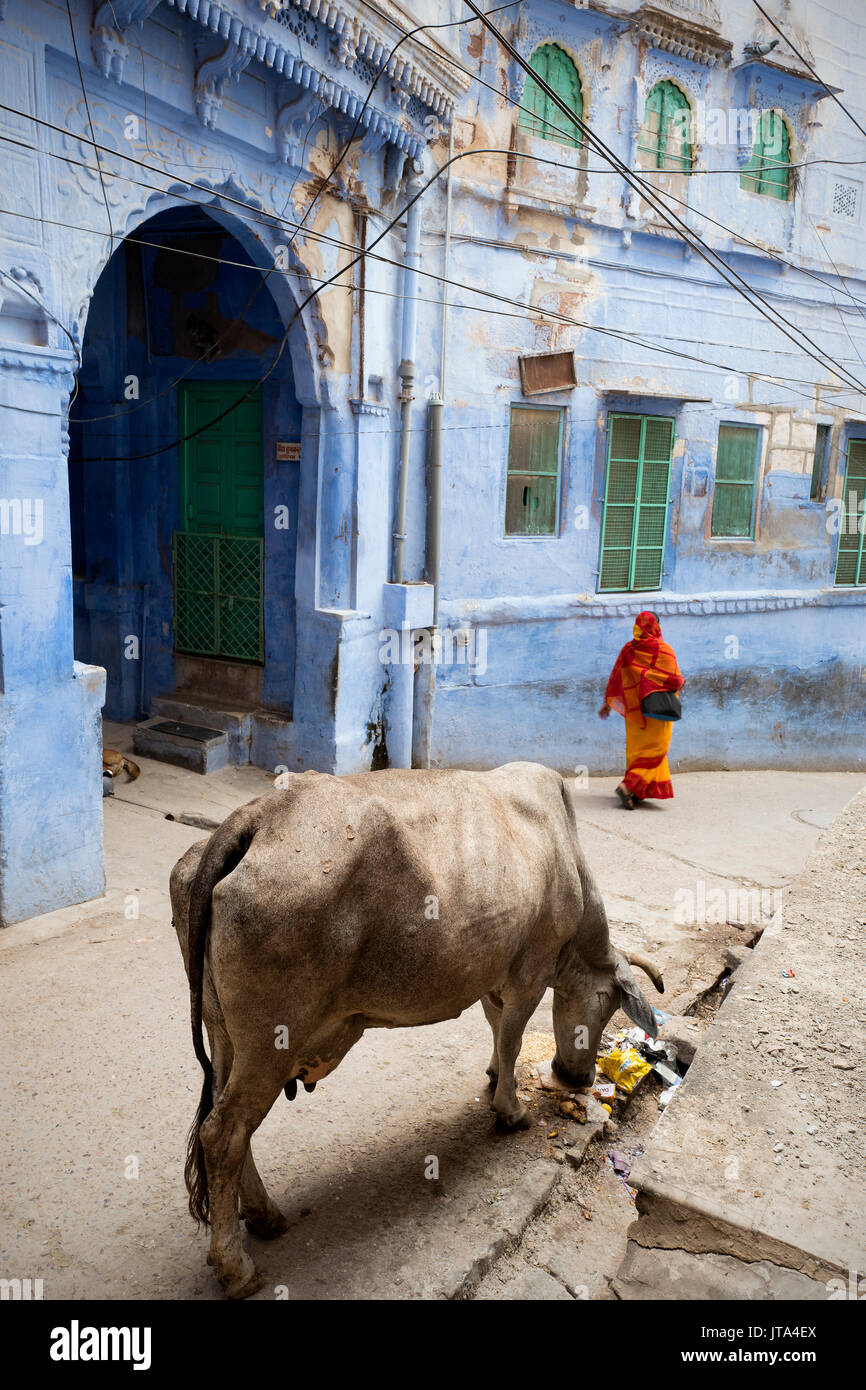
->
[200,1057,285,1299]
[491,992,543,1130]
[481,994,502,1086]
[207,1028,288,1243]
[240,1150,289,1240]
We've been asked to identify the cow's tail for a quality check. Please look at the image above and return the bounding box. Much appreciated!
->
[184,801,263,1226]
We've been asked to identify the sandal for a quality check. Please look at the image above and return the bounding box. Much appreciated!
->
[615,784,636,810]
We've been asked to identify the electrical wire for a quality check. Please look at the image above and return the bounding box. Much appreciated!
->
[751,0,866,144]
[3,11,864,431]
[4,126,864,404]
[460,0,866,398]
[6,194,863,429]
[44,3,525,459]
[48,3,490,443]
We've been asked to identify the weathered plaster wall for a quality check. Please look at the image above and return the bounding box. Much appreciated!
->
[397,0,866,773]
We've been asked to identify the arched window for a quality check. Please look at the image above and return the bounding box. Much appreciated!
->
[518,44,583,147]
[637,81,693,171]
[740,110,792,199]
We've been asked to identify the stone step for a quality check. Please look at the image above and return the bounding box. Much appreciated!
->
[149,693,252,765]
[132,716,230,775]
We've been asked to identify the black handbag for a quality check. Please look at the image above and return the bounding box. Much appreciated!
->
[641,688,683,722]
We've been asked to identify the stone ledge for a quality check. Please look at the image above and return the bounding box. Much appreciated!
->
[615,786,866,1299]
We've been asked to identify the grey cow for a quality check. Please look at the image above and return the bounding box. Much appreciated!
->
[170,761,663,1299]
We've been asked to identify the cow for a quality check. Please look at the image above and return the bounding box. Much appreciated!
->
[170,761,663,1299]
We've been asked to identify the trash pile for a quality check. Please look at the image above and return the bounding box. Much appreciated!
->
[596,1007,688,1112]
[607,1145,643,1204]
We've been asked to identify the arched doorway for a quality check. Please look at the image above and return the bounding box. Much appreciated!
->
[68,203,303,760]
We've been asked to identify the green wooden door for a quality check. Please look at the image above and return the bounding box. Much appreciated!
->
[835,438,866,586]
[174,383,265,662]
[599,413,675,592]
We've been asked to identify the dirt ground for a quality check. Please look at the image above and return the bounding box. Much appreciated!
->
[0,755,860,1300]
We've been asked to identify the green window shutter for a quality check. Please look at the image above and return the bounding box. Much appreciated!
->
[638,82,692,171]
[740,110,791,200]
[835,439,866,586]
[505,405,563,536]
[518,44,582,147]
[599,413,674,592]
[710,424,760,537]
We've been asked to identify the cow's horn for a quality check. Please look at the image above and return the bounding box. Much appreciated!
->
[624,951,664,994]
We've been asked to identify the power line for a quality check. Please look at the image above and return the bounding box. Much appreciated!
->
[460,0,866,400]
[358,0,866,177]
[1,35,862,417]
[4,123,865,394]
[4,126,864,425]
[65,0,113,244]
[2,184,863,426]
[6,193,862,425]
[360,0,866,395]
[751,0,866,144]
[48,4,522,460]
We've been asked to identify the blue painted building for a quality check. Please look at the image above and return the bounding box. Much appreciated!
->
[1,0,865,924]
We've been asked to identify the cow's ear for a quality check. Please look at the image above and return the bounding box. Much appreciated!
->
[614,957,658,1039]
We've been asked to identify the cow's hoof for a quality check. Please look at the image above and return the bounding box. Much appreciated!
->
[495,1105,532,1131]
[219,1257,264,1301]
[244,1208,290,1240]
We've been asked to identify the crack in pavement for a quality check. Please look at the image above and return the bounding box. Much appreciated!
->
[568,811,781,891]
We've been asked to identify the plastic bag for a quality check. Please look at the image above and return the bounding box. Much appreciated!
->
[596,1045,652,1094]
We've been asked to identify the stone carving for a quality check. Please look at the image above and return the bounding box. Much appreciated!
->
[634,0,732,69]
[91,0,162,84]
[195,36,256,129]
[275,88,319,166]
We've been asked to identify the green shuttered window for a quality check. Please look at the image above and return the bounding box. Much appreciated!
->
[637,81,692,172]
[711,424,760,538]
[599,413,675,592]
[518,44,583,147]
[835,438,866,587]
[740,110,792,200]
[505,405,563,536]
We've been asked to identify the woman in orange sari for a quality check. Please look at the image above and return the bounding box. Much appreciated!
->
[599,611,684,809]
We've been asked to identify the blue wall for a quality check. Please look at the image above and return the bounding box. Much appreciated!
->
[69,205,301,721]
[2,0,866,926]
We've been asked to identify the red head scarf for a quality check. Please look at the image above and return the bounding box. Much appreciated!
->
[605,611,684,722]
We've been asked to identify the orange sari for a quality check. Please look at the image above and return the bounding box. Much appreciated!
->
[605,611,684,801]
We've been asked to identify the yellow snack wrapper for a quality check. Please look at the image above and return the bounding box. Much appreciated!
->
[596,1045,651,1094]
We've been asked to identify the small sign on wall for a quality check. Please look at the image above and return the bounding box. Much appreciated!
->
[277,441,301,461]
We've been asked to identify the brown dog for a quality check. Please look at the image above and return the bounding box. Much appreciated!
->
[102,749,141,781]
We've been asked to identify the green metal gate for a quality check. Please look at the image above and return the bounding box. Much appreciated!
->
[174,382,264,662]
[173,532,264,662]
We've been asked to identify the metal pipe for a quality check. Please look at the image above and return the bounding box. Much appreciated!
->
[425,396,443,626]
[439,121,454,398]
[391,170,423,584]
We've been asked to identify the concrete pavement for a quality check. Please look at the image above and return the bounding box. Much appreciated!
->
[0,730,861,1300]
[614,785,866,1300]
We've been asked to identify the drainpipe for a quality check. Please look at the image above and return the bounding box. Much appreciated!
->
[429,120,454,627]
[391,167,422,584]
[414,125,454,768]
